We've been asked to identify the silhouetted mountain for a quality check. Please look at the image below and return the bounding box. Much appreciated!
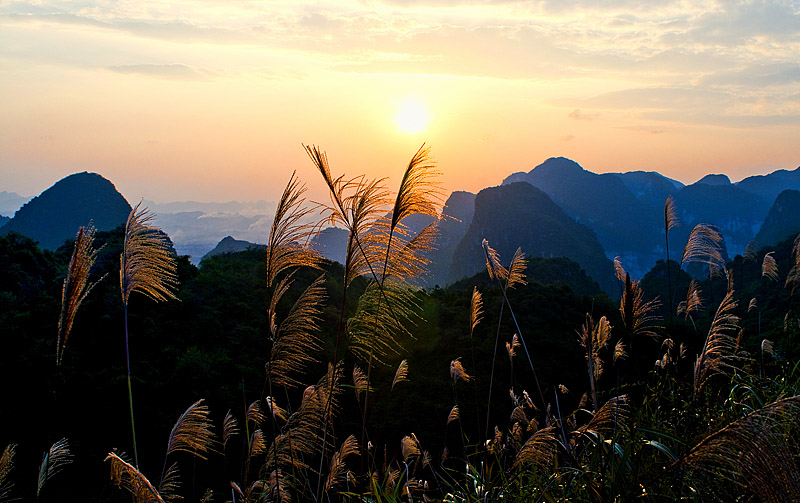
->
[424,191,476,287]
[755,190,800,248]
[0,172,131,250]
[0,191,31,216]
[672,181,769,259]
[450,182,616,295]
[609,171,682,209]
[502,157,660,279]
[736,166,800,202]
[201,235,264,261]
[0,216,9,227]
[695,174,732,186]
[311,227,349,265]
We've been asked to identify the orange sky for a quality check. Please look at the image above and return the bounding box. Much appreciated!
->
[1,1,799,205]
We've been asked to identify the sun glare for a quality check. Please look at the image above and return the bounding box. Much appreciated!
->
[394,99,431,134]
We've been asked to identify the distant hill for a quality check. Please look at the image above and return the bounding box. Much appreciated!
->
[502,157,662,279]
[201,235,264,262]
[0,191,31,216]
[0,216,9,227]
[425,191,476,287]
[736,166,800,202]
[695,174,732,186]
[0,172,131,250]
[449,182,616,295]
[310,227,349,265]
[755,190,800,248]
[609,171,683,209]
[672,180,769,259]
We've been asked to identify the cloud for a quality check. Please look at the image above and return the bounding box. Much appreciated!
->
[568,109,599,120]
[560,134,575,141]
[105,64,213,80]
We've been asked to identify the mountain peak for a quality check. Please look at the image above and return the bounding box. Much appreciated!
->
[0,172,132,250]
[696,174,732,186]
[534,156,585,174]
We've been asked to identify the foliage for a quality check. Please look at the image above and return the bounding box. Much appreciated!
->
[2,150,800,502]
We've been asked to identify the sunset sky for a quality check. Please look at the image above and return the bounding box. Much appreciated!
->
[2,1,799,205]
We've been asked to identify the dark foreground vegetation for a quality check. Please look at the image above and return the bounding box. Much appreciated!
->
[2,147,800,502]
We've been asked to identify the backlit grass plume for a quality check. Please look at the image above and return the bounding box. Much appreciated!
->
[120,202,179,305]
[762,251,778,282]
[693,290,741,396]
[265,172,319,289]
[0,444,16,502]
[664,195,679,318]
[579,314,612,411]
[392,359,409,390]
[681,223,726,274]
[37,438,72,500]
[106,452,165,503]
[57,224,105,365]
[677,396,800,502]
[266,274,326,388]
[119,202,179,468]
[163,399,215,461]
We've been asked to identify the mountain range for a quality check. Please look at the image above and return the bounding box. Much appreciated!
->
[3,160,800,295]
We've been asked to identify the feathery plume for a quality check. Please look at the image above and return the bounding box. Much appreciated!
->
[762,251,778,282]
[578,395,631,437]
[37,438,72,498]
[506,247,528,289]
[681,223,726,272]
[106,451,165,503]
[265,172,320,291]
[266,274,326,388]
[249,429,267,458]
[264,396,287,421]
[614,339,627,364]
[450,358,471,383]
[693,290,741,395]
[247,400,266,426]
[513,427,557,469]
[506,333,521,361]
[353,365,371,403]
[761,339,774,357]
[0,444,15,502]
[447,406,460,425]
[664,195,679,233]
[469,286,483,336]
[325,435,359,492]
[165,399,215,460]
[613,256,626,283]
[621,273,661,339]
[401,435,420,462]
[120,202,179,305]
[222,410,239,450]
[678,396,800,502]
[677,280,703,319]
[57,224,105,364]
[482,239,506,282]
[392,359,409,390]
[748,297,758,313]
[157,463,181,502]
[389,144,442,231]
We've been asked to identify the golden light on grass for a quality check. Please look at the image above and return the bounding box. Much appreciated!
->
[393,98,431,134]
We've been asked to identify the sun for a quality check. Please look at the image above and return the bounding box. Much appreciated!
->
[393,99,431,134]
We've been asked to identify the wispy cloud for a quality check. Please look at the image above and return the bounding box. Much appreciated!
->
[105,64,214,80]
